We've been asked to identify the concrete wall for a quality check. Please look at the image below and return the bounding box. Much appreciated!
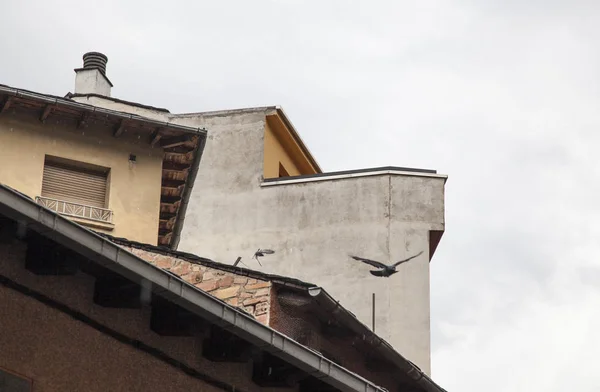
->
[0,236,292,392]
[171,109,445,375]
[0,114,163,245]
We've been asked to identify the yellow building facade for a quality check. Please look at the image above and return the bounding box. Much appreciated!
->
[0,115,164,244]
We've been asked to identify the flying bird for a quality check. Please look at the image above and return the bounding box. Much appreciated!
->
[252,249,275,266]
[349,251,424,277]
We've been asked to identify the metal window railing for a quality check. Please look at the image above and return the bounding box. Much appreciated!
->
[35,196,113,224]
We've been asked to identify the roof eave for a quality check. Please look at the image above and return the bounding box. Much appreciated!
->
[299,286,448,392]
[0,84,206,136]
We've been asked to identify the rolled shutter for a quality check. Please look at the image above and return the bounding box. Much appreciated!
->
[41,162,108,208]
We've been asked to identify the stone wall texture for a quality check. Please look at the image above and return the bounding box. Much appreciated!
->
[119,245,272,325]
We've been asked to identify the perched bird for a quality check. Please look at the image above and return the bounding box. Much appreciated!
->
[349,251,424,277]
[252,249,275,266]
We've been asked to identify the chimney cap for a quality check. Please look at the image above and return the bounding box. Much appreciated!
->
[83,51,108,61]
[82,51,108,74]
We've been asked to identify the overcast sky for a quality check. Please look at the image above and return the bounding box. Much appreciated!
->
[2,1,600,391]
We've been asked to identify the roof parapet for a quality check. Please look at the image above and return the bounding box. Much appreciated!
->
[261,166,447,187]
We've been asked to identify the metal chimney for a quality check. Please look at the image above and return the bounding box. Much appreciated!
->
[82,52,108,74]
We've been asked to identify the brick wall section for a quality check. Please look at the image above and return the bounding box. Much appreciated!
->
[119,246,271,325]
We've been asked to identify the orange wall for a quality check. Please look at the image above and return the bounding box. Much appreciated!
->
[263,120,302,178]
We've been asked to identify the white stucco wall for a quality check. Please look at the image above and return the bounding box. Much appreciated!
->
[74,69,112,97]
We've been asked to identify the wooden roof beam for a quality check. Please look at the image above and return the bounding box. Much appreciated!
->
[161,179,186,188]
[159,217,177,231]
[0,97,12,115]
[39,104,54,123]
[150,128,163,147]
[160,201,181,214]
[160,135,191,149]
[77,111,90,129]
[162,161,191,171]
[161,184,185,198]
[164,151,194,165]
[113,120,126,137]
[162,169,189,182]
[158,233,172,246]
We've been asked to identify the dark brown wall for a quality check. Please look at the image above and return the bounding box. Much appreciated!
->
[0,237,295,392]
[270,288,400,392]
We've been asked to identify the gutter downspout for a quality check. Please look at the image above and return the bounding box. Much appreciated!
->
[307,287,447,392]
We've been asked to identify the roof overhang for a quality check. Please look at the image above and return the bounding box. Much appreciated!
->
[273,284,448,392]
[0,84,203,135]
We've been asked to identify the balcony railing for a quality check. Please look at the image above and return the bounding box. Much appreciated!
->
[36,196,113,224]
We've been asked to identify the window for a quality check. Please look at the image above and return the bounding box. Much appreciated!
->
[36,156,113,225]
[41,156,109,208]
[0,368,31,392]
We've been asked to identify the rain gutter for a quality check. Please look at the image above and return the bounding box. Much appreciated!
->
[307,287,447,392]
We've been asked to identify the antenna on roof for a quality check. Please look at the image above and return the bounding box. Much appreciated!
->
[233,257,242,267]
[372,292,376,332]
